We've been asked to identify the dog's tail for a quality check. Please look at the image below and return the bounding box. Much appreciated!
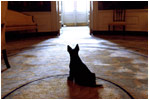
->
[95,84,103,87]
[90,84,103,88]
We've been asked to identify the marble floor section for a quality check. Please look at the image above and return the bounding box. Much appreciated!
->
[1,27,148,99]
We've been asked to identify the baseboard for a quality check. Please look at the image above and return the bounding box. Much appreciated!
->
[92,31,148,36]
[6,31,59,41]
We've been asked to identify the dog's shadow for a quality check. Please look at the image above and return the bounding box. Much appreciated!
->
[67,80,102,99]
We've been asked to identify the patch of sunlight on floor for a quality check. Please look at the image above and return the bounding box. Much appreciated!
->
[51,26,101,45]
[60,26,91,39]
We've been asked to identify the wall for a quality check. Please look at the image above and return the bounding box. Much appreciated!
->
[91,1,148,32]
[23,1,59,32]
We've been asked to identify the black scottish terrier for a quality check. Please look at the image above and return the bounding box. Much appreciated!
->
[67,44,101,87]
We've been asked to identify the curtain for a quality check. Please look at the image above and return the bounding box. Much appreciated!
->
[61,0,90,26]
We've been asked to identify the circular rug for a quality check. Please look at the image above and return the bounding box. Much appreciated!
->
[3,75,132,99]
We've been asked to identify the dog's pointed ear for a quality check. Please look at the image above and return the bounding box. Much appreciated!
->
[67,45,72,52]
[75,44,79,51]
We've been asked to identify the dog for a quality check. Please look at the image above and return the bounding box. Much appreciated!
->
[67,44,102,87]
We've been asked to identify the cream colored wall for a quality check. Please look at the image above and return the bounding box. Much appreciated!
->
[91,1,148,32]
[23,1,59,32]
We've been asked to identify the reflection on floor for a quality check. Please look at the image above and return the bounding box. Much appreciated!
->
[1,26,148,99]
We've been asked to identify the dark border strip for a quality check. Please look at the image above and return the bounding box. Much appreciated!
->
[6,31,59,41]
[92,31,148,36]
[2,74,134,99]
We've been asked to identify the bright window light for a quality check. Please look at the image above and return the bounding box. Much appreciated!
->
[63,1,75,12]
[63,0,90,12]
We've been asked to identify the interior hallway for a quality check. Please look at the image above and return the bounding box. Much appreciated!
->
[1,27,148,99]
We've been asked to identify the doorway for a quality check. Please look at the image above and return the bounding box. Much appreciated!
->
[59,0,90,27]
